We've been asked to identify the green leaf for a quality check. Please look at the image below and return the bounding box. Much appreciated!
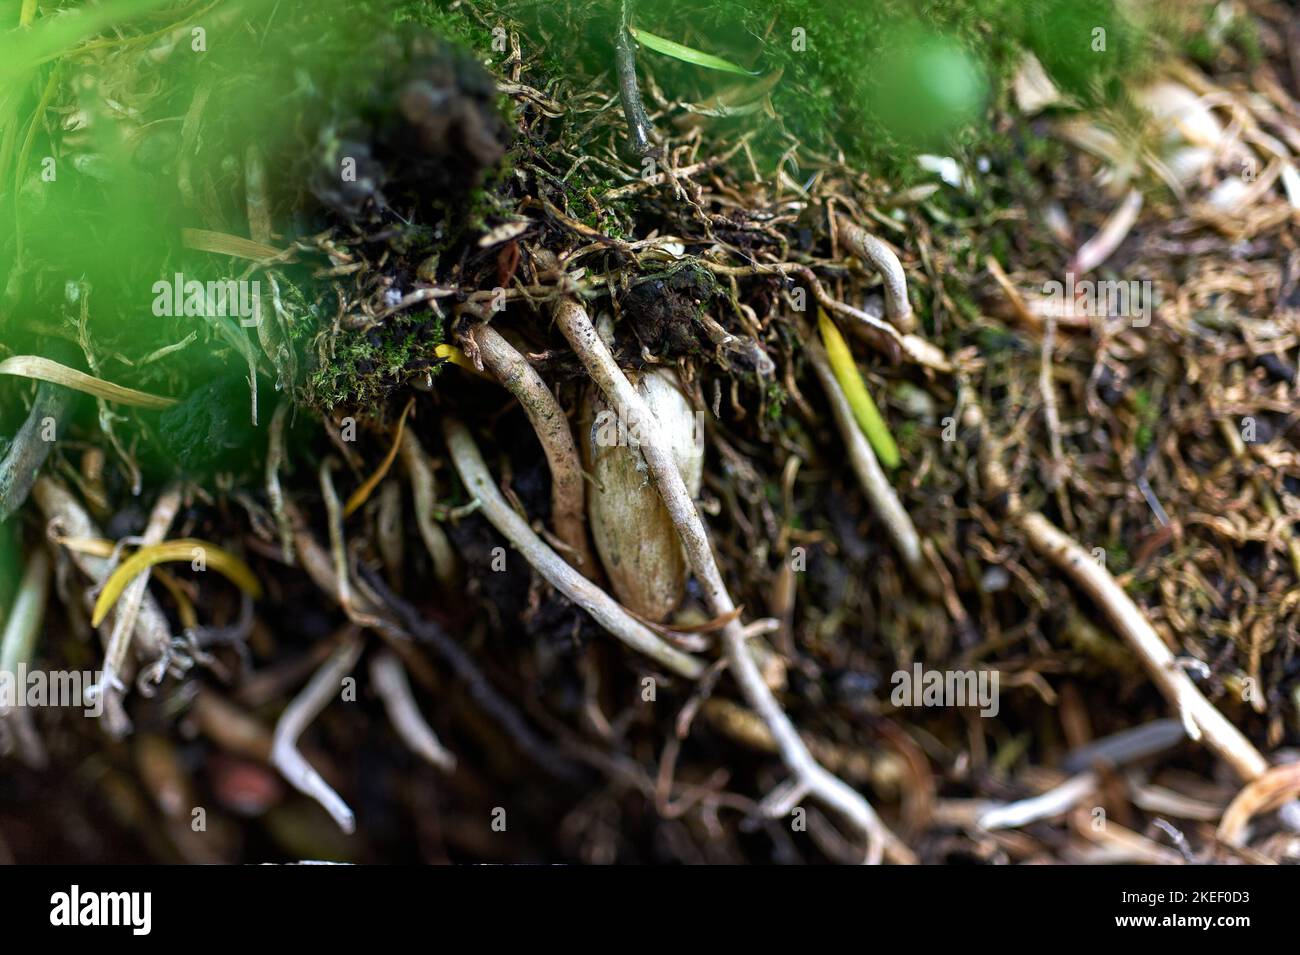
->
[627,26,757,76]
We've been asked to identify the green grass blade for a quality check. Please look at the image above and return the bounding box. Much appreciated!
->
[627,26,756,76]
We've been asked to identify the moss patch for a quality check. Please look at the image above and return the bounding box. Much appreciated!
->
[307,310,446,414]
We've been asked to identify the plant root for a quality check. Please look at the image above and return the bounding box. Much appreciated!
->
[1217,762,1300,847]
[553,295,913,862]
[470,323,600,580]
[400,431,460,590]
[363,569,584,783]
[805,323,931,590]
[33,478,172,675]
[0,547,51,768]
[1017,509,1268,783]
[443,416,704,679]
[369,650,456,772]
[91,483,182,738]
[270,628,364,834]
[614,0,656,158]
[834,213,917,332]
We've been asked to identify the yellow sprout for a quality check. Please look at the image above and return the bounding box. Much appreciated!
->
[435,343,493,379]
[91,538,261,627]
[817,311,900,469]
[343,397,414,518]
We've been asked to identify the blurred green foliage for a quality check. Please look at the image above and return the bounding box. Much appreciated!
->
[0,0,458,478]
[427,0,1158,177]
[0,517,17,619]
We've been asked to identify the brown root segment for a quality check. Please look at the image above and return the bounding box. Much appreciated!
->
[471,323,600,581]
[834,214,917,332]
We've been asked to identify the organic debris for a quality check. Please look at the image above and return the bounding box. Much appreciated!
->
[0,0,1298,866]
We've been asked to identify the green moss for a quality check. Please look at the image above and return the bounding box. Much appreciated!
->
[623,0,1027,177]
[556,174,631,237]
[975,323,1022,355]
[945,281,983,324]
[1131,386,1159,453]
[440,0,1174,181]
[307,310,446,413]
[1022,0,1144,105]
[764,379,788,422]
[393,0,483,48]
[896,419,920,451]
[1105,540,1130,574]
[1182,5,1261,70]
[763,481,781,505]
